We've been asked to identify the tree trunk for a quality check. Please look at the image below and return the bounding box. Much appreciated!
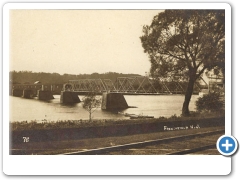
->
[182,77,195,116]
[89,111,92,121]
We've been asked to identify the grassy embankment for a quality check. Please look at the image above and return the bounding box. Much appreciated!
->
[10,112,225,155]
[10,111,225,131]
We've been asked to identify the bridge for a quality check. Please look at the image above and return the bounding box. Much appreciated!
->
[65,76,206,95]
[10,83,63,99]
[10,76,208,110]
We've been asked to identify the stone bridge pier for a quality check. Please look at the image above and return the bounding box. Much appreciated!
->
[11,84,54,100]
[22,89,34,98]
[60,91,129,110]
[12,89,24,97]
[101,92,128,110]
[60,91,81,103]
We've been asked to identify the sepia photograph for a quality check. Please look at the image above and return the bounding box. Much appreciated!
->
[8,7,226,156]
[2,1,234,176]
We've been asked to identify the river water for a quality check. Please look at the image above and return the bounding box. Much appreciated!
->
[9,94,199,122]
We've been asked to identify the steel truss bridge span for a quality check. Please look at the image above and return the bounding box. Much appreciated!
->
[65,76,206,95]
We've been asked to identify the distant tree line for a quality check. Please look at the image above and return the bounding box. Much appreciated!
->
[9,71,141,84]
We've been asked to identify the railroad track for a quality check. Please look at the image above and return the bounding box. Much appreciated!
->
[61,129,224,155]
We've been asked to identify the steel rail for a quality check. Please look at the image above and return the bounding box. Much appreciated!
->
[60,129,224,155]
[166,144,216,155]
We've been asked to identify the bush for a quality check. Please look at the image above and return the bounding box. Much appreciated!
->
[195,92,224,113]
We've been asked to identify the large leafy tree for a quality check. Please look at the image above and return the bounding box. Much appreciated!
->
[140,10,225,116]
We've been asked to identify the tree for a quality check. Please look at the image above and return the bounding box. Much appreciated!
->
[195,92,224,113]
[82,92,102,121]
[140,10,225,116]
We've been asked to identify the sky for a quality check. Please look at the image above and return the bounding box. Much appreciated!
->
[9,10,163,75]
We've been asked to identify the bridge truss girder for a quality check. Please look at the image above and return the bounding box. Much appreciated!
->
[68,79,117,92]
[67,76,207,94]
[157,76,207,94]
[115,76,158,94]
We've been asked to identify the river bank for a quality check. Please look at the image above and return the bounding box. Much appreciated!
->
[10,111,224,131]
[10,114,224,153]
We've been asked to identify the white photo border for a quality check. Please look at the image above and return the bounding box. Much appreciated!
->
[3,2,231,175]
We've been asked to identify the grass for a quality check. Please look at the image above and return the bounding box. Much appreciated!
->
[10,111,225,131]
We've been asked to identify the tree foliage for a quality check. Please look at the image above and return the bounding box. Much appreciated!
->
[82,93,102,121]
[140,10,225,116]
[195,92,224,113]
